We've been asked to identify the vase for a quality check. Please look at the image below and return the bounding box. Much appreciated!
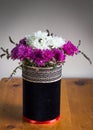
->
[22,64,62,124]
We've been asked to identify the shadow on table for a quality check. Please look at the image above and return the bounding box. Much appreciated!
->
[0,102,22,121]
[0,102,62,130]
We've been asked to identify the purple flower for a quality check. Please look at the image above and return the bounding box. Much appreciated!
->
[31,49,54,66]
[53,48,66,62]
[18,45,32,60]
[62,41,79,56]
[11,43,32,61]
[11,45,19,60]
[19,38,26,45]
[32,49,45,66]
[43,49,54,62]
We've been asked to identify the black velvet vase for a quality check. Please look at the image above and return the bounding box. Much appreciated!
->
[22,64,62,124]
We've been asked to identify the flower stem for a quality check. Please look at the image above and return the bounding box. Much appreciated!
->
[9,36,17,45]
[8,64,22,79]
[0,47,10,59]
[79,50,92,64]
[77,40,92,64]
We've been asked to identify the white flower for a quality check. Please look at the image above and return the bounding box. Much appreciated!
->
[26,31,66,50]
[34,31,48,39]
[47,36,65,48]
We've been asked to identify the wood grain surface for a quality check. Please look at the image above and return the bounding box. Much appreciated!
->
[0,78,93,130]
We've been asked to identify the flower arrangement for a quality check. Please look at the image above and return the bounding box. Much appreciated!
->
[0,30,92,78]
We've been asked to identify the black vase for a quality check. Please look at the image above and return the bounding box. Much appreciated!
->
[22,64,62,124]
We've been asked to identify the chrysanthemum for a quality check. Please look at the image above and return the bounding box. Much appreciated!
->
[62,41,78,56]
[53,48,66,62]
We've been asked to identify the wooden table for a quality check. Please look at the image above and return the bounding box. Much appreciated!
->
[0,78,93,130]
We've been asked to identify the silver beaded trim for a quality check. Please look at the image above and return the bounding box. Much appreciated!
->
[22,64,62,83]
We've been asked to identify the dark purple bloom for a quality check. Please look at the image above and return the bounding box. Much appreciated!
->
[11,45,19,60]
[43,49,54,62]
[19,38,26,45]
[32,49,45,66]
[62,41,79,56]
[53,48,66,62]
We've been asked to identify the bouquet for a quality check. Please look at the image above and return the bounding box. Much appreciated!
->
[0,30,92,78]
